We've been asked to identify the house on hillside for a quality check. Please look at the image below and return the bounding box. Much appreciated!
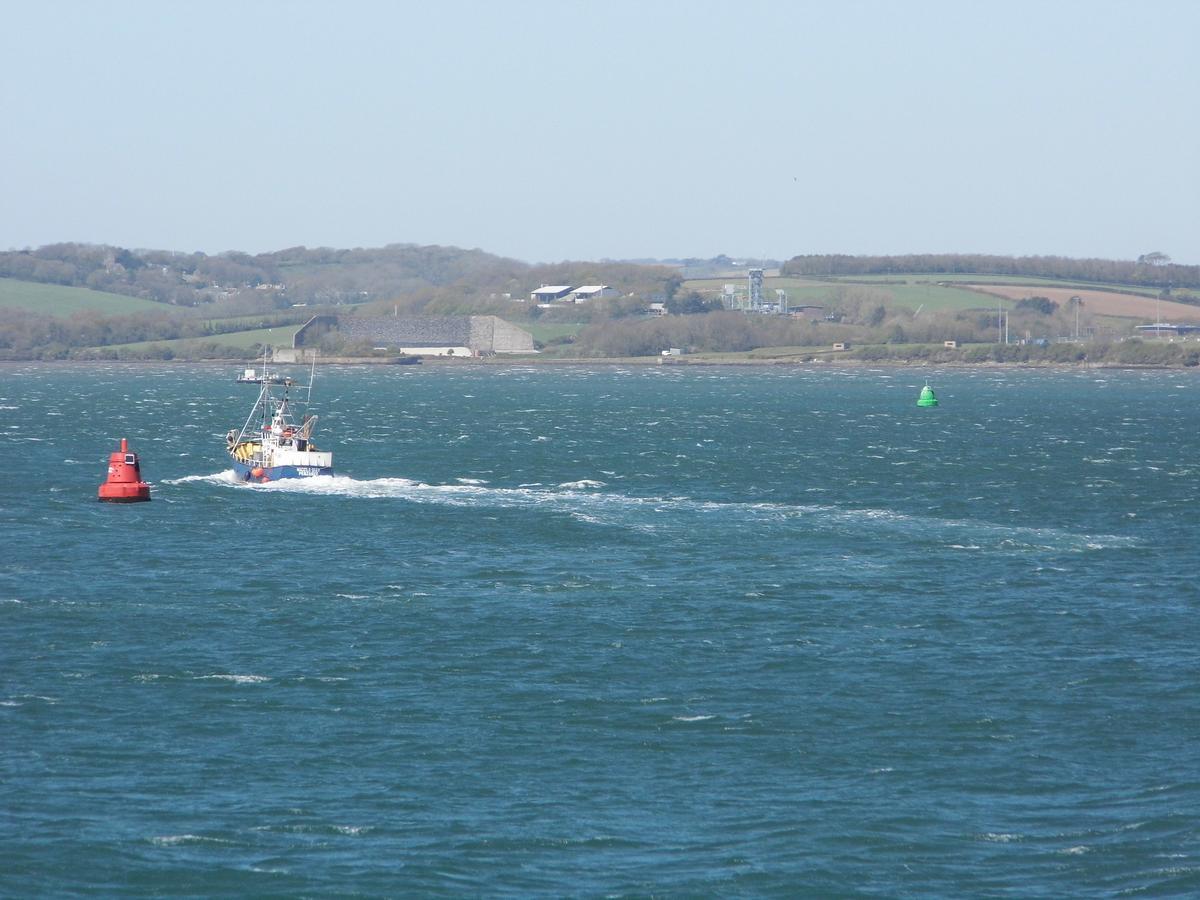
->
[529,285,574,303]
[571,285,619,302]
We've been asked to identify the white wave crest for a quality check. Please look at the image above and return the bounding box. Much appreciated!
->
[162,471,240,485]
[150,834,234,846]
[196,673,270,684]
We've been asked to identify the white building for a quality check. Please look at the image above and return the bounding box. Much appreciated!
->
[571,284,619,302]
[529,285,574,303]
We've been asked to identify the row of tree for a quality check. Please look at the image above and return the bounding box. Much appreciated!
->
[853,339,1198,367]
[781,252,1196,290]
[0,305,305,360]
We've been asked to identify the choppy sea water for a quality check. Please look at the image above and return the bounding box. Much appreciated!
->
[1,362,1197,896]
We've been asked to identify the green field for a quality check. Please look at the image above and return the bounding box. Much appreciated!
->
[0,277,168,317]
[812,272,1172,298]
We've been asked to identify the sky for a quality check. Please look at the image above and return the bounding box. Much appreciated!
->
[1,0,1196,264]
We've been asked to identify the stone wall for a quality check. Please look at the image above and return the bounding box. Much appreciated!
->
[329,315,533,354]
[338,316,473,347]
[473,316,536,353]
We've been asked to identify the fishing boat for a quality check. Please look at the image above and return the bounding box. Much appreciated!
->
[225,356,333,482]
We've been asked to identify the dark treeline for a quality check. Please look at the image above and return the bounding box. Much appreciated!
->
[851,339,1199,367]
[781,252,1197,290]
[568,308,1198,367]
[572,311,846,357]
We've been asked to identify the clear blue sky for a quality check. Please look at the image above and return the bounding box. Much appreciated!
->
[2,0,1196,264]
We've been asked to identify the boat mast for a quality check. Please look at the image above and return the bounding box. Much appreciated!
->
[237,382,269,444]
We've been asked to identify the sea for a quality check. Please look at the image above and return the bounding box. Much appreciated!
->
[1,362,1197,897]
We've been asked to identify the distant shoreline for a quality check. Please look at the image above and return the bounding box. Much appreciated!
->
[4,355,1198,371]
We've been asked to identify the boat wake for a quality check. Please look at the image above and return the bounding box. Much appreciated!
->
[164,473,238,486]
[162,471,1138,553]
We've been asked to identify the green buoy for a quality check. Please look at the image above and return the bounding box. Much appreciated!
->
[917,383,938,407]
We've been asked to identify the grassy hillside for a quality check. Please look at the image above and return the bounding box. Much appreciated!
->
[0,277,166,316]
[101,326,295,353]
[839,272,1194,300]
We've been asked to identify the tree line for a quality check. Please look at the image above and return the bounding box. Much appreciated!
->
[781,252,1197,291]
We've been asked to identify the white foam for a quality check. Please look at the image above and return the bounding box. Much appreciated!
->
[162,471,239,485]
[162,471,1140,551]
[673,714,715,722]
[150,834,233,846]
[196,674,270,684]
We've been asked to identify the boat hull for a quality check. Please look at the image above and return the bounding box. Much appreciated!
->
[231,458,333,482]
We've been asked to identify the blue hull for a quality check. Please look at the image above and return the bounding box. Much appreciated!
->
[231,459,333,482]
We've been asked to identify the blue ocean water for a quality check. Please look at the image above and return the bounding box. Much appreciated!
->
[1,362,1197,896]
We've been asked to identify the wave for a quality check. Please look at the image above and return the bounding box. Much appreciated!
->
[149,834,235,847]
[162,472,240,486]
[558,479,606,489]
[195,673,271,684]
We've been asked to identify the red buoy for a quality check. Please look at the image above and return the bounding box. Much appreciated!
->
[98,437,151,503]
